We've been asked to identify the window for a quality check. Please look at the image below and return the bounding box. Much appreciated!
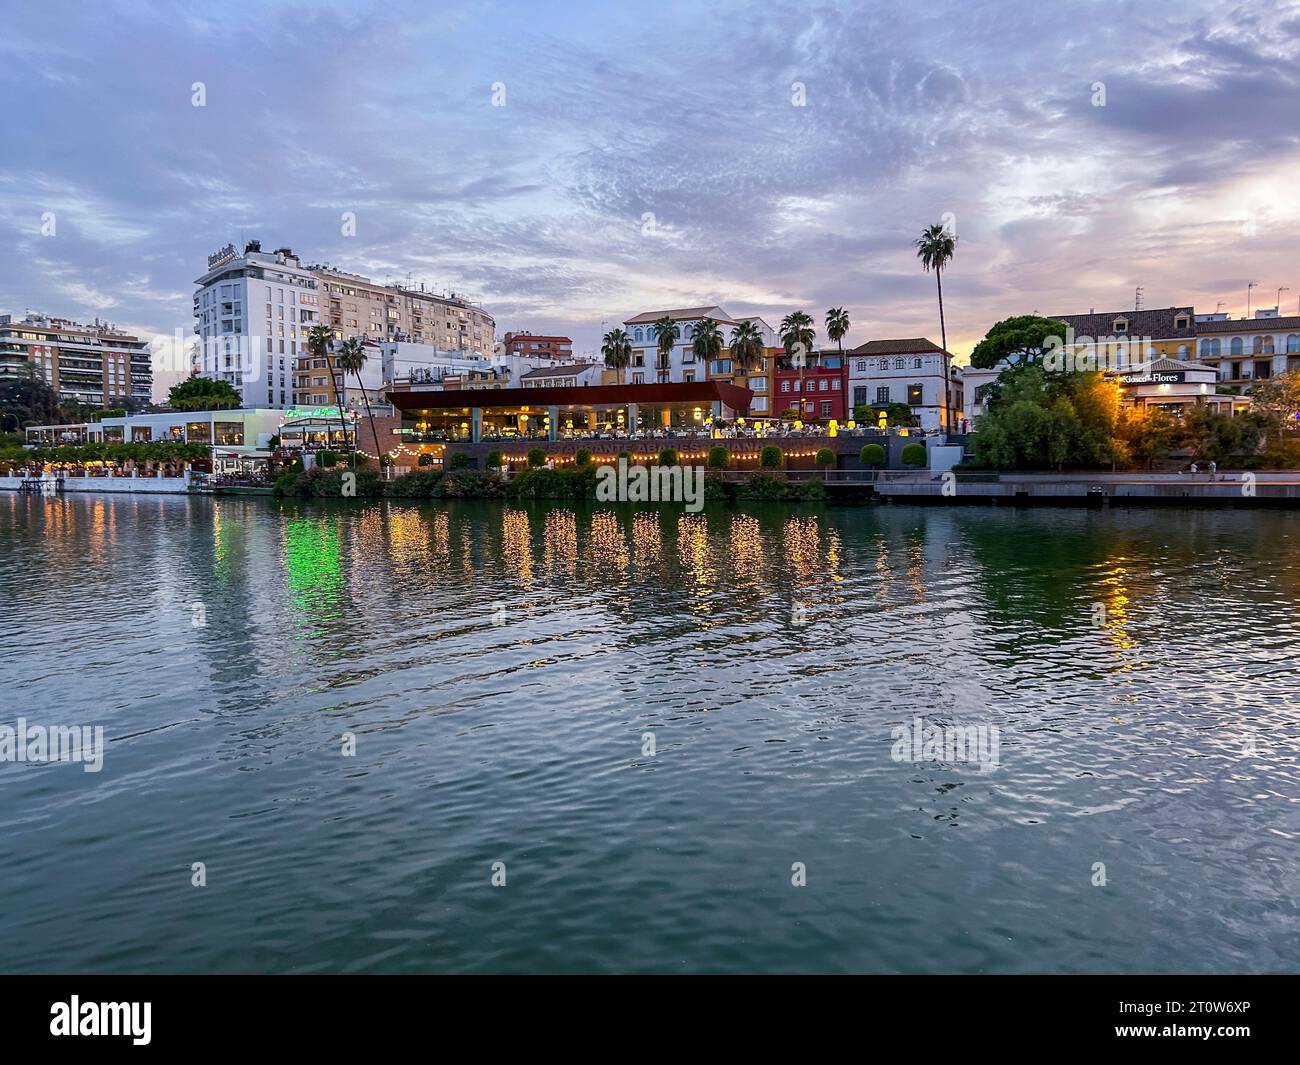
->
[750,377,767,391]
[879,359,889,371]
[908,383,924,405]
[819,379,828,391]
[1177,345,1189,357]
[1288,335,1300,353]
[855,360,867,372]
[1175,315,1190,330]
[854,386,867,406]
[894,357,905,369]
[1254,336,1275,354]
[1255,361,1272,380]
[821,401,832,417]
[780,380,791,393]
[1113,318,1129,333]
[831,379,840,390]
[876,386,890,404]
[913,357,922,368]
[1231,337,1244,356]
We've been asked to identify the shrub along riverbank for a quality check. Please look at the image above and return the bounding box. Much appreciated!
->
[273,463,826,503]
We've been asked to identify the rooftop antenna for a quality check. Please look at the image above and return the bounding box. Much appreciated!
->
[1247,281,1259,317]
[1278,286,1290,313]
[1134,285,1144,311]
[1215,300,1224,314]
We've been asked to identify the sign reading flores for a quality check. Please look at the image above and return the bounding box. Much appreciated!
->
[595,458,705,512]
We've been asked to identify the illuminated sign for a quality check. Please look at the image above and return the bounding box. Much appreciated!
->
[207,243,237,270]
[280,406,354,421]
[1119,371,1186,385]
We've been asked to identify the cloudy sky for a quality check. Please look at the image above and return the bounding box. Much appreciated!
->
[2,0,1299,397]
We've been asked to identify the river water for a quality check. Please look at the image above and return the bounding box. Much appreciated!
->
[1,492,1297,973]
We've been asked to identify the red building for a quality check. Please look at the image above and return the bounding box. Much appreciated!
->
[772,349,849,421]
[501,331,574,360]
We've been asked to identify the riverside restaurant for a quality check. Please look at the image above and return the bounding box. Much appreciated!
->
[387,380,757,443]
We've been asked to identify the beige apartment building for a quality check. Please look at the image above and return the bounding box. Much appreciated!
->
[0,312,152,409]
[308,266,494,355]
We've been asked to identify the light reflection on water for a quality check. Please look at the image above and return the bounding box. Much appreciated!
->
[0,491,1298,974]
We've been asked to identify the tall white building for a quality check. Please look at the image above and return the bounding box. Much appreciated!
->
[193,241,320,409]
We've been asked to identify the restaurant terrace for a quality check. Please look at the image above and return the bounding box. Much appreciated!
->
[387,380,757,443]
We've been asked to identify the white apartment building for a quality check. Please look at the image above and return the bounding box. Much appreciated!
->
[846,338,960,432]
[622,305,746,384]
[193,242,320,409]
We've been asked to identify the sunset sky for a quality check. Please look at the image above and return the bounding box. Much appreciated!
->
[2,0,1299,396]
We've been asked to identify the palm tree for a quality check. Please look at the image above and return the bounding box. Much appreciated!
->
[915,222,957,354]
[691,318,725,370]
[779,311,816,419]
[335,337,382,467]
[651,316,679,384]
[826,307,850,353]
[601,328,632,384]
[729,320,766,379]
[306,324,350,453]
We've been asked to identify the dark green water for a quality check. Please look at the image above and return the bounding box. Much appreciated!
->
[1,492,1297,974]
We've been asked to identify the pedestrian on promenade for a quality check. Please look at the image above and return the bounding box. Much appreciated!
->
[1209,460,1217,481]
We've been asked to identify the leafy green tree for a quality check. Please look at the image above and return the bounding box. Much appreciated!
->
[707,445,731,469]
[760,444,783,468]
[527,447,547,468]
[853,402,913,427]
[969,314,1069,372]
[901,442,928,467]
[915,222,956,353]
[658,447,679,467]
[574,448,593,467]
[166,374,242,412]
[815,447,835,468]
[973,367,1121,470]
[0,366,64,427]
[860,443,886,466]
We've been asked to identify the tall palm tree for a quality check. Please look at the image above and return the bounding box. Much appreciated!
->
[335,337,382,467]
[780,311,816,419]
[601,328,632,385]
[915,222,957,354]
[691,317,725,370]
[729,320,766,378]
[651,316,679,384]
[306,324,350,453]
[825,307,850,353]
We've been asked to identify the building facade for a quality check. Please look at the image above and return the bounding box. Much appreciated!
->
[1192,312,1300,388]
[846,338,957,431]
[193,242,320,409]
[194,240,494,410]
[1,313,151,409]
[501,332,574,360]
[622,306,740,384]
[773,350,849,421]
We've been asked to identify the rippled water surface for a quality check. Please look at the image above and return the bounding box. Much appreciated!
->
[1,492,1298,974]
